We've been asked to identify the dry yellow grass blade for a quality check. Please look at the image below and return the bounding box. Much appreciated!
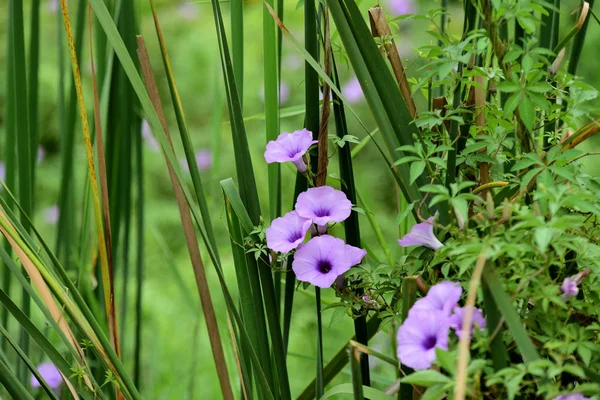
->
[59,0,120,358]
[0,209,91,398]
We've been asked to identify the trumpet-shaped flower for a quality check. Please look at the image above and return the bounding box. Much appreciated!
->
[30,362,62,389]
[266,211,312,253]
[292,235,366,288]
[396,310,450,370]
[398,216,443,250]
[264,129,317,173]
[410,281,462,317]
[295,186,352,229]
[561,277,579,300]
[449,306,486,339]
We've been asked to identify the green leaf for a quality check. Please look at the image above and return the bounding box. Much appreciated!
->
[410,160,426,185]
[401,370,451,387]
[534,226,554,252]
[518,95,535,132]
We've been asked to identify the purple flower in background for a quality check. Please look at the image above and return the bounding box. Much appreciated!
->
[182,149,213,172]
[266,211,312,253]
[385,0,415,16]
[30,362,62,389]
[341,77,364,103]
[410,281,462,317]
[396,310,450,370]
[0,161,5,182]
[449,306,486,339]
[560,269,590,301]
[48,0,59,13]
[43,205,60,225]
[561,277,579,300]
[37,147,46,164]
[264,129,316,173]
[552,394,590,400]
[292,235,366,288]
[178,2,199,20]
[398,216,444,250]
[141,120,160,152]
[260,83,291,105]
[295,186,352,230]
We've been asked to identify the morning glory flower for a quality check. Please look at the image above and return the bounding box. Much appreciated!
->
[181,149,213,172]
[398,216,444,250]
[295,186,352,230]
[341,77,364,103]
[449,306,486,339]
[0,161,5,182]
[396,310,450,370]
[266,211,312,253]
[561,277,579,300]
[385,0,415,16]
[410,281,462,317]
[264,129,317,173]
[552,394,590,400]
[30,362,62,389]
[292,235,366,288]
[43,205,60,225]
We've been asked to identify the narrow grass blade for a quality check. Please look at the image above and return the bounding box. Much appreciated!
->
[321,384,394,400]
[316,288,325,398]
[482,266,540,363]
[0,357,34,400]
[231,0,244,104]
[482,278,509,371]
[350,344,365,400]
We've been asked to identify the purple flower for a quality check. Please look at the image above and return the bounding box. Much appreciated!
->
[398,216,444,250]
[553,394,590,400]
[292,235,366,288]
[295,186,352,230]
[48,0,59,13]
[396,310,450,370]
[266,211,312,253]
[449,306,486,339]
[181,149,212,172]
[30,362,62,389]
[341,77,364,103]
[259,83,290,105]
[561,277,579,300]
[264,129,317,173]
[37,147,46,164]
[410,281,462,317]
[385,0,415,16]
[141,120,160,152]
[0,161,5,182]
[178,2,199,20]
[43,205,60,225]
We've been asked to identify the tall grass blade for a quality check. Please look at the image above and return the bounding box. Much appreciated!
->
[0,356,34,400]
[482,279,509,371]
[136,36,234,400]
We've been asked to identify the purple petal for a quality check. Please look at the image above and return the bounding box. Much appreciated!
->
[266,211,312,253]
[552,395,590,400]
[141,120,160,152]
[398,216,444,250]
[292,235,349,288]
[43,205,60,225]
[561,276,579,300]
[410,281,462,316]
[264,129,316,173]
[0,161,5,182]
[345,244,367,267]
[385,0,415,16]
[397,310,450,370]
[295,186,352,226]
[449,306,486,339]
[341,77,364,103]
[30,362,62,389]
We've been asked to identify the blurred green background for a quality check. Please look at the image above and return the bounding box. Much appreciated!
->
[0,0,599,397]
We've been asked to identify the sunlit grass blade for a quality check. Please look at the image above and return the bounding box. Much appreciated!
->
[0,355,34,400]
[28,0,41,187]
[231,0,244,104]
[137,36,234,400]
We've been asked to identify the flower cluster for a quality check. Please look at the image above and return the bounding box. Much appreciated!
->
[265,186,366,288]
[396,281,486,370]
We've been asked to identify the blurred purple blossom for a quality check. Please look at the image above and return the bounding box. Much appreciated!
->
[48,0,59,13]
[341,77,364,103]
[449,306,486,339]
[44,205,60,225]
[37,147,46,164]
[398,216,444,250]
[552,394,590,400]
[260,83,290,105]
[181,149,212,172]
[396,310,450,370]
[560,269,590,300]
[295,186,352,230]
[264,129,316,173]
[292,235,365,288]
[410,281,462,317]
[385,0,415,16]
[30,362,62,389]
[178,2,199,20]
[0,161,5,182]
[266,211,311,253]
[141,120,160,152]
